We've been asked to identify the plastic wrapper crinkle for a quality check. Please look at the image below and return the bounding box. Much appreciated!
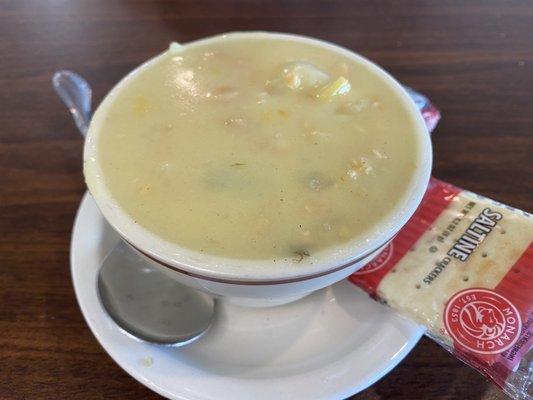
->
[349,87,532,399]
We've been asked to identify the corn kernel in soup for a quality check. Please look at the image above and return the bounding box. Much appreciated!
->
[96,37,420,261]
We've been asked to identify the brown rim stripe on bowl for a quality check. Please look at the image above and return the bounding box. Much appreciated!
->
[124,238,391,285]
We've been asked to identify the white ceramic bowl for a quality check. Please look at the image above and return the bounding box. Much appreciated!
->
[84,32,432,306]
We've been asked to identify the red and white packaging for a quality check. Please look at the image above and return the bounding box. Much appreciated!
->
[350,89,533,399]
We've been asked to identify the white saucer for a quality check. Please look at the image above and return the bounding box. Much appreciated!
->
[71,193,424,400]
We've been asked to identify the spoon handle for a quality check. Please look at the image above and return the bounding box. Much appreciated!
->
[52,70,92,137]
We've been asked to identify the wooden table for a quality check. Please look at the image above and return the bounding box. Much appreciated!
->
[1,1,531,398]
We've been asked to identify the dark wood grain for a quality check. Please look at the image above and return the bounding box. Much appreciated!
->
[1,0,531,399]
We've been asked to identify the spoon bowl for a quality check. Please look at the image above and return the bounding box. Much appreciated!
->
[98,241,215,345]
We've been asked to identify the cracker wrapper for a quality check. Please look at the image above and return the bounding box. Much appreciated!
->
[350,89,533,399]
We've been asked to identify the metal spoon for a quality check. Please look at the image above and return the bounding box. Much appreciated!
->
[53,70,215,345]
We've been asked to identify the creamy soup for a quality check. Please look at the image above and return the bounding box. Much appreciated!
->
[90,35,421,261]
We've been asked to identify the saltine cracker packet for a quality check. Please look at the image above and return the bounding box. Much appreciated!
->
[350,89,532,399]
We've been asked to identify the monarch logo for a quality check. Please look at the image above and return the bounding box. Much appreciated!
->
[444,288,521,354]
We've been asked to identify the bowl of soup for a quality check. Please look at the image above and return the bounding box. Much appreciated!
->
[84,32,432,306]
